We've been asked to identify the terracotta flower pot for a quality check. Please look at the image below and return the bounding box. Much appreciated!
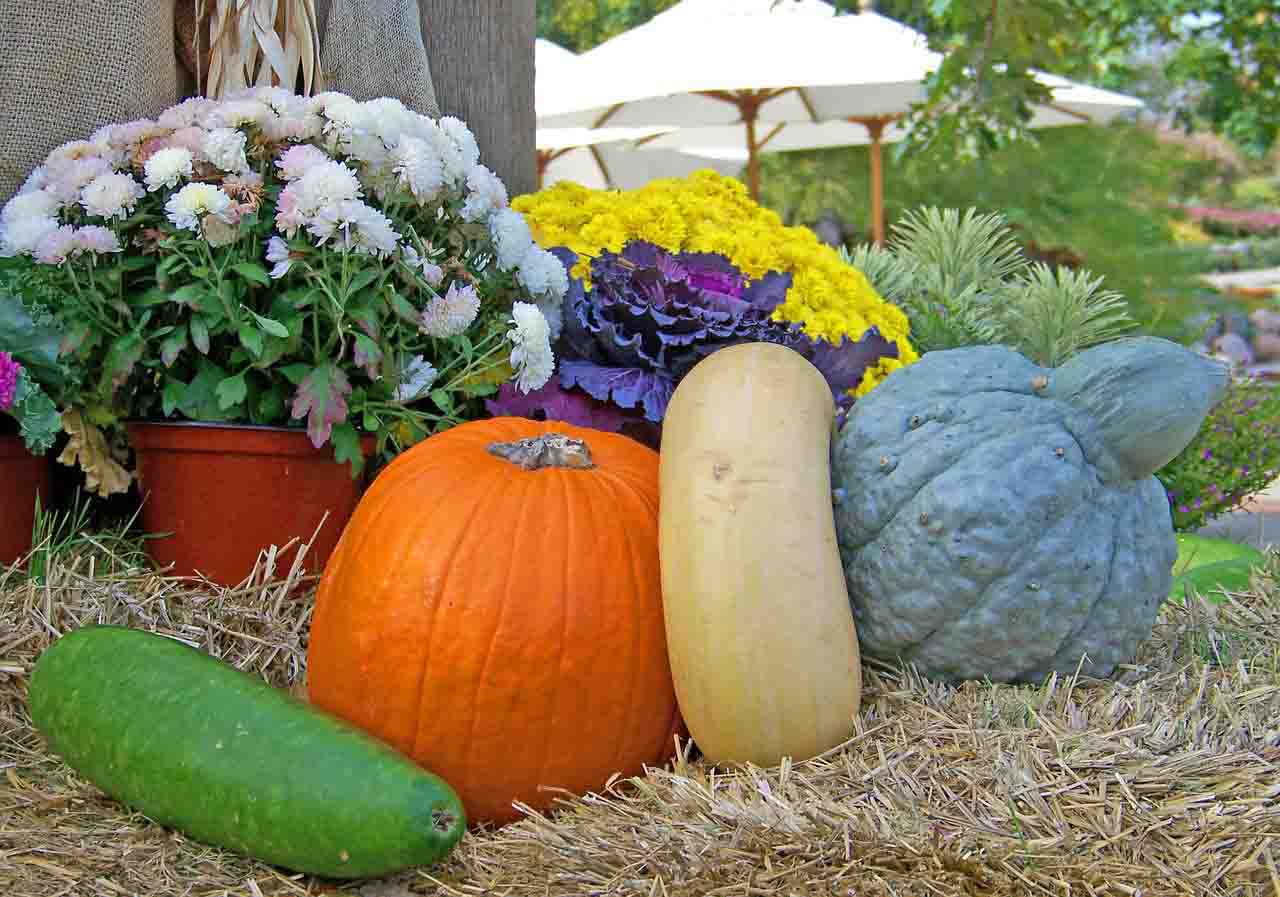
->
[0,434,52,566]
[127,421,376,587]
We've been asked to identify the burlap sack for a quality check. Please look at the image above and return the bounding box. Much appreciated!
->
[0,1,180,203]
[176,0,438,116]
[315,0,438,115]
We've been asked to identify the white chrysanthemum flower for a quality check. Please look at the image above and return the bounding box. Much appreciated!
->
[395,355,439,402]
[313,92,368,152]
[18,166,50,196]
[507,301,555,393]
[44,140,106,170]
[143,147,195,192]
[238,85,295,108]
[346,129,391,174]
[0,216,60,257]
[81,172,144,219]
[109,119,168,149]
[488,207,535,272]
[3,189,61,224]
[265,235,295,279]
[304,199,400,258]
[75,225,121,255]
[47,157,114,205]
[294,160,363,208]
[362,97,416,146]
[418,280,481,338]
[349,202,400,257]
[208,99,272,129]
[421,119,468,188]
[275,144,330,181]
[165,182,234,232]
[391,136,445,203]
[201,127,250,173]
[33,225,80,265]
[158,97,216,130]
[515,246,570,301]
[260,110,324,143]
[438,116,481,171]
[459,163,508,223]
[514,250,569,342]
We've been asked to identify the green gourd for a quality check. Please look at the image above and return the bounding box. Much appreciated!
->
[28,625,466,878]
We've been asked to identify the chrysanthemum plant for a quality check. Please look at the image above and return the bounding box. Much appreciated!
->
[0,89,564,493]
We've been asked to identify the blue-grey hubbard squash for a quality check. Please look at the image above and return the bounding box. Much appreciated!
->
[832,336,1229,684]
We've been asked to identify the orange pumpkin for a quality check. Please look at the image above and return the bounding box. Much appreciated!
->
[307,417,682,827]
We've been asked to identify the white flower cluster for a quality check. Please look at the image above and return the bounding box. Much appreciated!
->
[0,87,565,393]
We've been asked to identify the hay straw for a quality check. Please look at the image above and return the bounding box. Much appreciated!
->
[2,545,1278,896]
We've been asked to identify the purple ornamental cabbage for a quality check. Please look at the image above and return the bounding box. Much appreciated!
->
[488,242,898,432]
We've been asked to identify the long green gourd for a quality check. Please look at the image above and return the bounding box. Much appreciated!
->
[28,625,466,878]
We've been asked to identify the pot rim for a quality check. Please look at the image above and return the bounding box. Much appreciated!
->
[126,419,377,457]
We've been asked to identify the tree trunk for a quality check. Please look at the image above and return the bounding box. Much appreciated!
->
[418,0,536,198]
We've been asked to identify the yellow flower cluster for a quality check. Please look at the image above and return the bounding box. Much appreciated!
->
[512,170,917,394]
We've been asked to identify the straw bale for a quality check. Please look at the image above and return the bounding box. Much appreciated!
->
[2,545,1277,896]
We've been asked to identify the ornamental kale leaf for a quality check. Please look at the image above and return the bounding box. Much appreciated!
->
[488,242,898,434]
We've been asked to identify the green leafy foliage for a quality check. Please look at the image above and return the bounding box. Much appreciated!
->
[847,0,1280,161]
[842,205,1136,365]
[536,0,679,52]
[766,122,1208,338]
[1156,377,1280,532]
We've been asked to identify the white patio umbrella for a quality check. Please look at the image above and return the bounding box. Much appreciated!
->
[534,38,742,190]
[540,0,1142,240]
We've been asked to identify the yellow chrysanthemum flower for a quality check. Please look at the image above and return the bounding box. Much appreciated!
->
[513,170,918,394]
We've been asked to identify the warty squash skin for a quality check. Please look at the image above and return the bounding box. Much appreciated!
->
[659,342,862,767]
[307,417,683,828]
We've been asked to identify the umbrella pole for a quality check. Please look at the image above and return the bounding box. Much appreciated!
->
[848,115,890,244]
[744,110,761,201]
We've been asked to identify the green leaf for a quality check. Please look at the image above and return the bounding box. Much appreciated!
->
[429,388,454,414]
[133,286,173,307]
[190,315,210,354]
[162,378,184,417]
[238,323,264,359]
[348,268,381,295]
[232,262,272,287]
[330,421,366,478]
[160,324,188,367]
[216,372,248,411]
[388,290,421,326]
[251,312,290,338]
[256,385,287,423]
[170,284,206,308]
[100,332,145,392]
[280,363,312,385]
[179,361,235,421]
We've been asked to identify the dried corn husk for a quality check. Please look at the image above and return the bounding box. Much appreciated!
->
[195,0,322,97]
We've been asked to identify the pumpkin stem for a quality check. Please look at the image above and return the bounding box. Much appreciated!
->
[487,433,595,470]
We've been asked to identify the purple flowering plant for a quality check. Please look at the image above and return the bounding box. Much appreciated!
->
[1156,375,1280,531]
[487,242,899,443]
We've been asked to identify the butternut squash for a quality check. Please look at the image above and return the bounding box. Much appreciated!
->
[659,342,861,766]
